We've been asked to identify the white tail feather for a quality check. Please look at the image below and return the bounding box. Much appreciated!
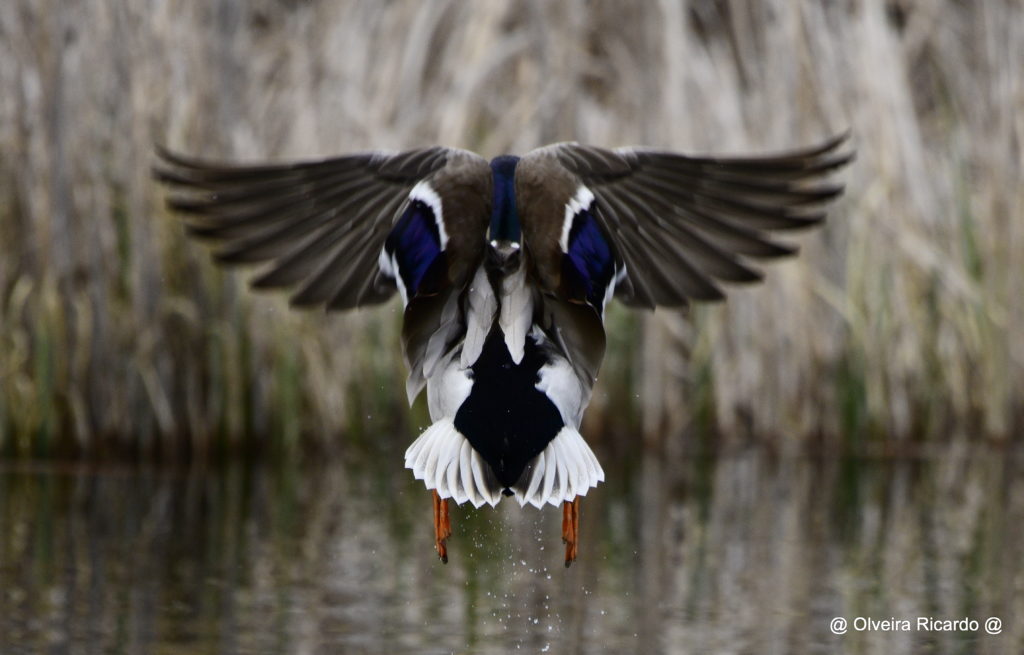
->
[552,438,568,501]
[524,451,544,501]
[405,421,605,510]
[470,447,488,504]
[459,440,475,503]
[405,419,501,508]
[540,441,557,504]
[515,427,605,508]
[437,428,459,498]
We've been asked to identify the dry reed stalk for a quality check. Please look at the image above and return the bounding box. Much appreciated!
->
[0,0,1021,458]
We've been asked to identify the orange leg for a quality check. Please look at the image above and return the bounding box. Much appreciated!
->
[562,496,580,566]
[441,493,451,540]
[432,490,451,563]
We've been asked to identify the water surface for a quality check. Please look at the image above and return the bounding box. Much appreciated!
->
[1,446,1021,654]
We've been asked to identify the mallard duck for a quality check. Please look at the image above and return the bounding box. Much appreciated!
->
[155,133,851,565]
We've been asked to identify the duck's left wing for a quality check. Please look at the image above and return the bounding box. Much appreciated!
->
[516,134,852,311]
[154,145,490,311]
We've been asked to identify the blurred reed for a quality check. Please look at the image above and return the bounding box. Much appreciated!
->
[0,0,1021,460]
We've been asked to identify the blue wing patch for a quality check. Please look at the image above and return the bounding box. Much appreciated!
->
[563,208,617,311]
[383,200,446,298]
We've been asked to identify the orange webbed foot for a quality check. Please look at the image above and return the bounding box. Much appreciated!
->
[562,496,580,567]
[433,490,451,563]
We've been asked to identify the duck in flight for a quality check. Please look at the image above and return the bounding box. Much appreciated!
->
[155,133,851,565]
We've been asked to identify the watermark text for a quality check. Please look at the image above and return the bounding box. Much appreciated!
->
[830,616,1001,635]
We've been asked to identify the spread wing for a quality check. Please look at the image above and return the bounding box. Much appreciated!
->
[155,145,493,403]
[516,133,852,310]
[153,145,490,311]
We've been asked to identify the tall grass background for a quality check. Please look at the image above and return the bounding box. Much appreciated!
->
[0,0,1021,461]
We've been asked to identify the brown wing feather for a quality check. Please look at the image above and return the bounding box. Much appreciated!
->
[520,133,853,309]
[153,145,484,311]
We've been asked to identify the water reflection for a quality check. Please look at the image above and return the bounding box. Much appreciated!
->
[1,446,1021,654]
